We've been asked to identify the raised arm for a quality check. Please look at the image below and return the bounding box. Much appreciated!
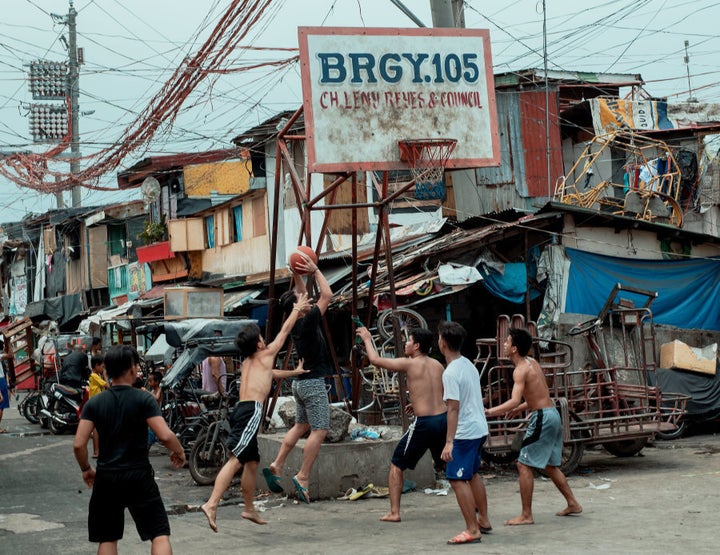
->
[266,292,311,356]
[294,252,332,315]
[356,327,411,373]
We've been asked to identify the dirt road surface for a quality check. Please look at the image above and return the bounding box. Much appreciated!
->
[1,408,718,554]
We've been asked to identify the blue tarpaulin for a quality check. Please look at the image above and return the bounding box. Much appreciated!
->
[480,262,542,304]
[566,248,720,331]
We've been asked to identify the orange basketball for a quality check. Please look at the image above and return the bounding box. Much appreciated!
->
[288,245,318,274]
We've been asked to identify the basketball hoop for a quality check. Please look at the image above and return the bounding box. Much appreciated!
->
[398,138,457,200]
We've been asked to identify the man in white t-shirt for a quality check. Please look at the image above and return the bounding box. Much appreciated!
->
[439,320,491,545]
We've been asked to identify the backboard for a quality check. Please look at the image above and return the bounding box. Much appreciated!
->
[298,27,500,174]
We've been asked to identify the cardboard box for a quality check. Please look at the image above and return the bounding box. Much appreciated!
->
[660,340,717,375]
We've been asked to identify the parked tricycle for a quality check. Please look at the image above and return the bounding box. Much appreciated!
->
[481,285,689,474]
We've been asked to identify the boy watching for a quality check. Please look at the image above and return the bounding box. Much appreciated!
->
[88,354,107,458]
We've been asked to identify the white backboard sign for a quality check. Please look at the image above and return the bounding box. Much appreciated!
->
[298,27,500,173]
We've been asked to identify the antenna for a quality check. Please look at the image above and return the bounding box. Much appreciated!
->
[684,40,697,103]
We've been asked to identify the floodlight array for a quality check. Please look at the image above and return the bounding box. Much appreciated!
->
[29,103,69,143]
[28,60,68,100]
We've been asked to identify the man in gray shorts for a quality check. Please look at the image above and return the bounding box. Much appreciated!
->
[264,253,333,503]
[485,327,582,525]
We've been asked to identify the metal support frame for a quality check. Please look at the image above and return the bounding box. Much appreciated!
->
[267,106,420,429]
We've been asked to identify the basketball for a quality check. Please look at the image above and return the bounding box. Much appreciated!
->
[288,246,318,274]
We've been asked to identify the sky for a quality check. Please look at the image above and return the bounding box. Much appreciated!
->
[1,0,718,224]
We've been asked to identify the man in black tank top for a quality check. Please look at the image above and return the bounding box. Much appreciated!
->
[264,255,333,504]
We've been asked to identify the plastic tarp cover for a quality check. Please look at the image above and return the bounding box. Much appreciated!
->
[163,319,256,347]
[161,319,256,389]
[144,333,173,364]
[652,367,720,417]
[565,248,720,331]
[25,293,84,326]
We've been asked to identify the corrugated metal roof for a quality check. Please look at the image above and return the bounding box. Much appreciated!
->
[117,148,246,189]
[330,213,562,307]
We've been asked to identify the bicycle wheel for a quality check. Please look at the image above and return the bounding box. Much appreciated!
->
[376,308,427,340]
[189,430,229,486]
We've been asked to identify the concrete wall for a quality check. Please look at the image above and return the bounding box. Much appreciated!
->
[256,434,435,500]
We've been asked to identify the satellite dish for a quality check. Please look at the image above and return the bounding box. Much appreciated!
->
[141,176,161,204]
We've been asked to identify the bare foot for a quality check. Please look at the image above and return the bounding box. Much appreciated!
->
[504,515,534,526]
[556,503,583,516]
[200,503,218,533]
[269,463,281,476]
[379,512,401,523]
[242,511,267,525]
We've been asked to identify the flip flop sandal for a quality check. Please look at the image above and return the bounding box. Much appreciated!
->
[349,483,374,500]
[338,488,357,500]
[447,531,482,545]
[292,476,310,504]
[366,486,389,498]
[262,468,284,493]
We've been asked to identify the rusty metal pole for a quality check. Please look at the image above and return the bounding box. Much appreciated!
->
[380,171,410,430]
[525,229,531,323]
[348,172,360,413]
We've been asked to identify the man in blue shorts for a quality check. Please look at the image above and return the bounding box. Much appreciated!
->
[357,325,447,522]
[485,327,582,525]
[73,345,186,555]
[438,321,492,545]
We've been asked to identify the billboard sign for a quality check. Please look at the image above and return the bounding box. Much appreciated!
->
[298,27,500,173]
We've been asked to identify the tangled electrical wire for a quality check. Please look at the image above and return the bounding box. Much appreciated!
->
[0,0,297,194]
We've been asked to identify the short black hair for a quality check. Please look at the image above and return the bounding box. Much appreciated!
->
[509,327,533,357]
[438,321,466,352]
[104,345,140,380]
[410,327,433,355]
[149,370,163,383]
[235,323,263,358]
[91,337,102,347]
[279,290,297,315]
[90,354,104,369]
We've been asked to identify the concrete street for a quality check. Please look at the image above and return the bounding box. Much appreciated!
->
[1,407,719,554]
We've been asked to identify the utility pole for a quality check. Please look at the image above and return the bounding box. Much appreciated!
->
[683,40,697,103]
[429,0,455,27]
[67,1,81,207]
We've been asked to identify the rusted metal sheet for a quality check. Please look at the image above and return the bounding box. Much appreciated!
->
[475,91,521,188]
[518,89,564,198]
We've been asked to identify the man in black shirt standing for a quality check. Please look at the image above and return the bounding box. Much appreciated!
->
[73,345,185,554]
[264,254,333,503]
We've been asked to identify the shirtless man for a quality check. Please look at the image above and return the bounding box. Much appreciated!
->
[357,326,447,523]
[485,327,582,525]
[200,292,311,532]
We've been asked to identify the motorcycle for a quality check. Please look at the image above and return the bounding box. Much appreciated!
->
[40,382,89,435]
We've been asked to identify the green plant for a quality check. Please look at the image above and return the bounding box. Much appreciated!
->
[138,216,167,245]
